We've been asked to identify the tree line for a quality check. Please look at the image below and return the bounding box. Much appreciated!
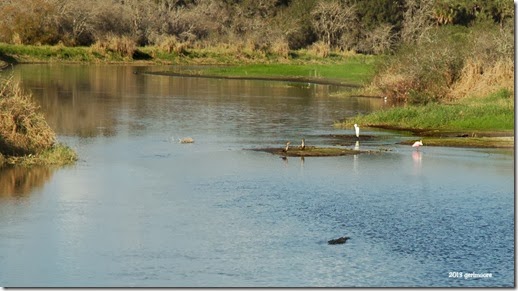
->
[0,0,513,55]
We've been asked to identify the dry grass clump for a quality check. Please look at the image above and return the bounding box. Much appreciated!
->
[270,38,290,58]
[372,23,513,104]
[308,41,330,58]
[449,58,514,100]
[149,34,190,55]
[0,78,56,156]
[91,35,136,58]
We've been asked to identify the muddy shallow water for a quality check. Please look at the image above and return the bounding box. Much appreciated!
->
[0,64,514,287]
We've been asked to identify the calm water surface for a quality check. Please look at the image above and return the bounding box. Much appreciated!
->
[0,64,514,287]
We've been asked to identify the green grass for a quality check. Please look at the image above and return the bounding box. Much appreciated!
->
[201,60,375,85]
[402,137,514,148]
[0,43,95,62]
[339,89,514,131]
[1,144,77,167]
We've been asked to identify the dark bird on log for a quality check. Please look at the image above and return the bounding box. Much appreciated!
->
[328,236,350,245]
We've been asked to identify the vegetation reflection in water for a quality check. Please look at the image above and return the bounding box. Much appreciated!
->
[0,166,54,199]
[7,64,385,139]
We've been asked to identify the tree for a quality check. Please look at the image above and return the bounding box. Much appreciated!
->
[310,0,357,48]
[401,0,435,44]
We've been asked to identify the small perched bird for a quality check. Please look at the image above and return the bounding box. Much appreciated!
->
[328,236,350,245]
[300,138,305,150]
[354,124,360,138]
[284,141,291,152]
[412,140,423,150]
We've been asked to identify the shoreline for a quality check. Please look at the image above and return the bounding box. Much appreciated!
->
[142,70,362,88]
[1,46,512,150]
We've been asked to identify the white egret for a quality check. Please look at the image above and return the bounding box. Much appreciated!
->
[354,124,360,138]
[300,138,305,150]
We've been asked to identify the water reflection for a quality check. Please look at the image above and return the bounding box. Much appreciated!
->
[354,140,360,151]
[412,150,423,175]
[0,64,513,287]
[0,166,54,199]
[6,64,384,140]
[353,141,360,173]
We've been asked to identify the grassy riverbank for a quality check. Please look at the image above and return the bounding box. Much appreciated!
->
[146,58,375,87]
[340,89,513,131]
[0,43,377,86]
[0,42,370,64]
[337,89,514,148]
[0,77,77,167]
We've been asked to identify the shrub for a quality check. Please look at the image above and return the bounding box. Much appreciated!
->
[373,26,469,104]
[0,78,56,156]
[448,23,514,99]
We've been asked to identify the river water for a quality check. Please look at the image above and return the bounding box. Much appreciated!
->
[0,64,514,287]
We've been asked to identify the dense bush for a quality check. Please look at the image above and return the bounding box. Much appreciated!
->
[0,0,512,55]
[372,21,513,104]
[374,26,469,104]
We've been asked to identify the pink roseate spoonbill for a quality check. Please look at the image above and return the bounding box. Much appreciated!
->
[354,124,360,138]
[412,140,423,150]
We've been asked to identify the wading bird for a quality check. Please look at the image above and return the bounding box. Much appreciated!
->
[283,141,291,152]
[300,138,305,150]
[412,140,423,150]
[354,124,360,138]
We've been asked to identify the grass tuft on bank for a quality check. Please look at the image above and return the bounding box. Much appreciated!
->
[0,77,77,167]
